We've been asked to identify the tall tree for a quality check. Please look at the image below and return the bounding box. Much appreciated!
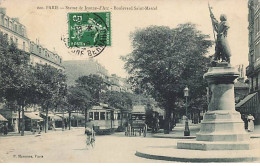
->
[0,32,34,136]
[70,74,107,128]
[122,23,212,133]
[33,64,67,133]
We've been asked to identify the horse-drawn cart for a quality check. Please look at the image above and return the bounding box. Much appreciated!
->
[125,105,147,137]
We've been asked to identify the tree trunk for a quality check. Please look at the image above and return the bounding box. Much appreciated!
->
[45,108,49,133]
[21,105,25,136]
[164,108,171,134]
[120,110,123,127]
[84,109,87,128]
[68,111,71,130]
[18,108,21,133]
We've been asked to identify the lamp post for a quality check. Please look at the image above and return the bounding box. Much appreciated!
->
[184,86,190,136]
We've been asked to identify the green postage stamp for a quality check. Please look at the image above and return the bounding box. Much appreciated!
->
[68,12,111,47]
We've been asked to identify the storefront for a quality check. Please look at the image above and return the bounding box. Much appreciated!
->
[24,112,43,131]
[71,112,85,127]
[236,92,260,124]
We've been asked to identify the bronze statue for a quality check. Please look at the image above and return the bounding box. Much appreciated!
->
[208,4,231,64]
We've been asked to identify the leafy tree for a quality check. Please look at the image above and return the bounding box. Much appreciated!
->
[122,23,212,133]
[33,64,67,133]
[102,91,133,111]
[75,74,107,103]
[0,32,34,136]
[69,74,107,128]
[67,85,92,128]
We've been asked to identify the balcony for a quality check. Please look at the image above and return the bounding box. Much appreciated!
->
[246,64,254,76]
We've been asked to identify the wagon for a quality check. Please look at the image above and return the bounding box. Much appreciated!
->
[125,105,147,137]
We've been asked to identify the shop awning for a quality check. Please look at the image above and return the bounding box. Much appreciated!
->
[25,112,43,120]
[56,113,70,119]
[236,92,258,108]
[52,115,63,121]
[0,114,8,121]
[72,113,85,120]
[40,112,55,117]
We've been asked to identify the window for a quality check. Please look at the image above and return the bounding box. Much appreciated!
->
[100,112,105,120]
[1,15,4,25]
[251,77,254,92]
[94,112,99,120]
[106,112,110,120]
[89,112,93,120]
[9,21,12,29]
[23,42,25,50]
[255,42,260,60]
[256,76,259,90]
[118,113,121,120]
[4,18,8,27]
[4,33,8,40]
[251,54,255,64]
[15,38,18,45]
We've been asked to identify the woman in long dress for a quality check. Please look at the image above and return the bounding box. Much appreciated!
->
[247,114,255,132]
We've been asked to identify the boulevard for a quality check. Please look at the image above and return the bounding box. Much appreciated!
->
[0,128,170,163]
[1,125,260,163]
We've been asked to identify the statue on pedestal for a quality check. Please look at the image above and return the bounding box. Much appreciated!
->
[208,3,231,64]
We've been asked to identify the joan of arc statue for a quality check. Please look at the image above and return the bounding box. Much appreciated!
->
[209,4,231,63]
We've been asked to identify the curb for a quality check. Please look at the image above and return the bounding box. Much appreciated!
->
[152,135,196,139]
[152,135,260,139]
[135,151,259,163]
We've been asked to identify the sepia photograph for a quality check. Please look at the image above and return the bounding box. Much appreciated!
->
[0,0,259,163]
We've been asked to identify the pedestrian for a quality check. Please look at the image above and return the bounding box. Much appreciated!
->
[3,123,8,135]
[242,114,248,129]
[247,114,255,132]
[0,123,3,135]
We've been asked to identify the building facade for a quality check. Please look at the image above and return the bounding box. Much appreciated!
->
[0,7,64,132]
[0,8,63,70]
[237,0,260,124]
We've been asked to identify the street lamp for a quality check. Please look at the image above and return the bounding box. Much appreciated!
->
[184,86,190,136]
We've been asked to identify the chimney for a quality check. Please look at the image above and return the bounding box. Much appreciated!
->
[0,8,6,15]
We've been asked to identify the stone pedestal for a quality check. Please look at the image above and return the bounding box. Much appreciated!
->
[177,64,251,151]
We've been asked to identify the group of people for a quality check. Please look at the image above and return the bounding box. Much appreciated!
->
[242,114,255,132]
[0,123,8,135]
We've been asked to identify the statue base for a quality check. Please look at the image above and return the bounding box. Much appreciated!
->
[177,65,251,151]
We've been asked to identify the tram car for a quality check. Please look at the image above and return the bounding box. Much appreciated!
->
[126,105,147,137]
[87,104,127,135]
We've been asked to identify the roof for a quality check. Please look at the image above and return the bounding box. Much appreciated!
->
[25,112,43,120]
[91,106,104,110]
[0,114,8,121]
[236,92,257,108]
[132,105,146,113]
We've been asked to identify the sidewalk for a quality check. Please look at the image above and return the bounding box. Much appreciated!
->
[0,127,84,138]
[152,123,260,139]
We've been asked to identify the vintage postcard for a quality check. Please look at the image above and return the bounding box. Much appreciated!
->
[0,0,259,163]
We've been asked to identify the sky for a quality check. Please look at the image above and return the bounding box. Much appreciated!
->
[1,0,249,78]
